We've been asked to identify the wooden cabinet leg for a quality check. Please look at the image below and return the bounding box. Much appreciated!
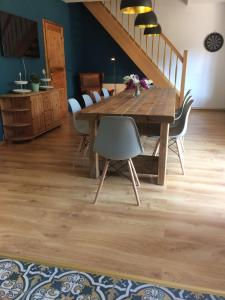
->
[89,118,99,179]
[158,123,169,185]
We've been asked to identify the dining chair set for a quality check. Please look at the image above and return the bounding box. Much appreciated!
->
[82,88,110,107]
[68,88,111,162]
[68,89,194,206]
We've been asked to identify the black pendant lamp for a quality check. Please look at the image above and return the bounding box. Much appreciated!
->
[120,0,153,14]
[144,24,162,36]
[135,11,158,29]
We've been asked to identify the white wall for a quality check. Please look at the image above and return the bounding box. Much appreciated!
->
[156,0,225,109]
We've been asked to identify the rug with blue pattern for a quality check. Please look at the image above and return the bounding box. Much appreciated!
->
[0,258,224,299]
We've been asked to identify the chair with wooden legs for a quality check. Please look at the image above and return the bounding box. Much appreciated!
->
[153,99,194,175]
[82,94,93,108]
[68,99,90,165]
[175,89,192,121]
[93,116,144,206]
[102,88,110,99]
[168,90,193,154]
[93,91,102,103]
[137,90,192,142]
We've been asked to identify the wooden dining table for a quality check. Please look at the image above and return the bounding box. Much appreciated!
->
[77,88,176,185]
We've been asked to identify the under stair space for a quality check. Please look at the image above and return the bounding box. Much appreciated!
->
[84,1,188,107]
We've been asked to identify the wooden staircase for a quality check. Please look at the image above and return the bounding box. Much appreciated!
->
[84,1,188,107]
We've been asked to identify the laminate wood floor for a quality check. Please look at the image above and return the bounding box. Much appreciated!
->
[0,110,225,293]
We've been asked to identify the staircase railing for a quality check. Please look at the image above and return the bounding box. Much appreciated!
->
[103,0,188,105]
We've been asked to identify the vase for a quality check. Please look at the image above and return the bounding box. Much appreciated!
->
[31,83,40,92]
[133,85,141,97]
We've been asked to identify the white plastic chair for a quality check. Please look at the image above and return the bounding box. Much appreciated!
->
[93,91,102,103]
[102,88,110,99]
[93,116,144,206]
[82,94,93,107]
[68,98,90,164]
[175,89,192,121]
[153,99,194,175]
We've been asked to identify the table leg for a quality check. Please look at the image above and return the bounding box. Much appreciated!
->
[89,118,99,179]
[158,122,169,185]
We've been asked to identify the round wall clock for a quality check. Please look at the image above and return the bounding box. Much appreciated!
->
[204,32,224,52]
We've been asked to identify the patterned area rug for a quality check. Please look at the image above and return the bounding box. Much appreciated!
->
[0,257,224,300]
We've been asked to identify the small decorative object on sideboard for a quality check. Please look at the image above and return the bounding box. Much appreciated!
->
[123,74,153,97]
[40,68,54,90]
[13,72,31,94]
[30,74,40,92]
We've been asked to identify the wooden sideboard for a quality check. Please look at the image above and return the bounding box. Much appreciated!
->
[0,89,67,142]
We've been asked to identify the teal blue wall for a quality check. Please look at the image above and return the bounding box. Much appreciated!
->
[69,3,144,101]
[0,1,144,140]
[0,0,74,140]
[0,0,74,95]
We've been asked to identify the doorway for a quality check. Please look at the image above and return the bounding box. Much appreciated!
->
[43,19,68,117]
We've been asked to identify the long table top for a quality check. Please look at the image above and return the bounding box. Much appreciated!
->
[78,88,176,123]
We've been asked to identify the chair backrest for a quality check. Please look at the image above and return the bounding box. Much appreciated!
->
[68,98,81,131]
[176,89,192,119]
[68,98,81,113]
[102,88,110,99]
[68,98,89,135]
[79,72,104,94]
[176,99,194,137]
[82,94,93,108]
[94,116,144,160]
[184,89,192,101]
[93,91,101,103]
